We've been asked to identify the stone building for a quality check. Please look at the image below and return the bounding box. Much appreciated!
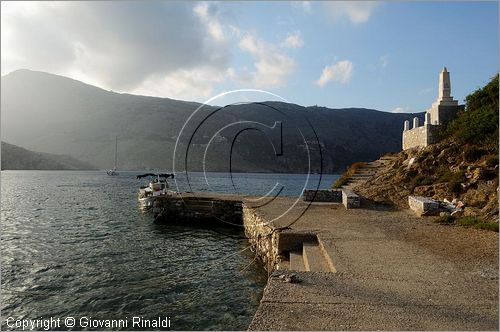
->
[402,67,464,150]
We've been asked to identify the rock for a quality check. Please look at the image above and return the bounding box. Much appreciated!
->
[413,185,435,197]
[463,207,481,217]
[440,201,456,212]
[440,212,451,217]
[472,168,485,181]
[409,196,439,216]
[407,157,416,168]
[451,209,463,217]
[274,273,300,283]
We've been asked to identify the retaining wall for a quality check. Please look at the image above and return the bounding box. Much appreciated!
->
[302,189,342,202]
[242,206,280,272]
[402,124,440,150]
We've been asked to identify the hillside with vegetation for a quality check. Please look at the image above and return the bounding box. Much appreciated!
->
[351,74,499,228]
[1,141,97,170]
[1,69,422,173]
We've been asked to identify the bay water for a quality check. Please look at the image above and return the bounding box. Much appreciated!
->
[1,171,338,330]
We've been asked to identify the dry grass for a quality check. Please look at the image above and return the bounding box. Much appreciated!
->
[332,162,367,189]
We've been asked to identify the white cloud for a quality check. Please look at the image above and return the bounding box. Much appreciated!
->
[132,66,227,100]
[292,1,312,14]
[237,34,296,88]
[1,1,232,98]
[1,1,303,99]
[194,2,225,42]
[392,106,411,113]
[315,60,353,87]
[323,1,378,24]
[281,31,304,49]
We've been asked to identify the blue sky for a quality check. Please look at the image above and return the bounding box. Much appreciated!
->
[2,1,498,112]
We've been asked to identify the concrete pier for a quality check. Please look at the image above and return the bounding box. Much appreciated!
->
[156,193,498,330]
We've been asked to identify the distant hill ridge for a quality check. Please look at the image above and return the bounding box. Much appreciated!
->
[1,141,97,170]
[1,69,423,173]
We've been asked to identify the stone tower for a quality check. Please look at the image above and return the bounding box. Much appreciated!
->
[402,67,463,150]
[438,67,451,101]
[428,67,459,125]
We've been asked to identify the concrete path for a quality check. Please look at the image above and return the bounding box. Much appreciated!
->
[247,198,498,330]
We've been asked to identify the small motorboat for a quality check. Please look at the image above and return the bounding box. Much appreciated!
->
[137,173,175,209]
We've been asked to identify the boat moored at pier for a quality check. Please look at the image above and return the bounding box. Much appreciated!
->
[137,173,175,209]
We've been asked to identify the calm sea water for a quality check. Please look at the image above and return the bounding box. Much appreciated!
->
[1,171,338,330]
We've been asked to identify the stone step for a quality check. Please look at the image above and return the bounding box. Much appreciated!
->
[359,164,380,168]
[289,250,306,271]
[317,237,337,273]
[356,169,379,173]
[345,182,366,186]
[347,177,371,182]
[342,189,361,209]
[358,166,380,170]
[276,259,290,271]
[303,243,331,272]
[351,174,372,179]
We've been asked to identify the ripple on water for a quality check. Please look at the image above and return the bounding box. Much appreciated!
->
[1,171,276,330]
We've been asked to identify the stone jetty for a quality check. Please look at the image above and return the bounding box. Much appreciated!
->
[155,192,498,330]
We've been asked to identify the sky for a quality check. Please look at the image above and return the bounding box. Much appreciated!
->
[1,1,498,112]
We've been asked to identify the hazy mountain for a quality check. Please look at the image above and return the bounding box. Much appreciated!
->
[1,69,424,173]
[1,141,97,170]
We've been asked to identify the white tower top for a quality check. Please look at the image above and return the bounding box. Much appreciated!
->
[438,66,452,101]
[428,66,458,125]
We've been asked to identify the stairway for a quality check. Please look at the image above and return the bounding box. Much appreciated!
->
[287,241,334,272]
[341,156,397,191]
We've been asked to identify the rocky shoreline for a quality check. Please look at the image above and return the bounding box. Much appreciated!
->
[352,139,499,225]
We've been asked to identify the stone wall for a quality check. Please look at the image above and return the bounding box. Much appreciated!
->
[154,196,243,226]
[242,206,280,272]
[342,190,361,209]
[242,205,319,272]
[402,124,440,150]
[437,104,464,126]
[303,189,342,202]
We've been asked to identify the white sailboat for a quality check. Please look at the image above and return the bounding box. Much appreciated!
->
[107,136,119,176]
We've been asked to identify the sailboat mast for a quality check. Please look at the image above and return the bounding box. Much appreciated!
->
[114,136,118,169]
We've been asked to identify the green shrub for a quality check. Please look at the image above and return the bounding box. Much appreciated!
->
[457,216,499,232]
[448,172,465,193]
[436,167,465,193]
[434,214,455,224]
[475,223,499,232]
[463,145,485,162]
[446,75,499,147]
[437,168,453,182]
